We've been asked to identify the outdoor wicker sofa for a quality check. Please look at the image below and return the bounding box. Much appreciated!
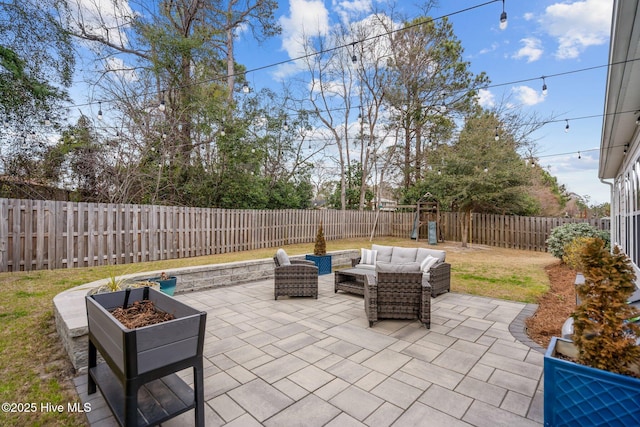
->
[273,249,319,299]
[363,267,431,328]
[352,244,451,298]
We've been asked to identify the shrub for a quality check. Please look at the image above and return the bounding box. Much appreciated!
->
[562,236,596,271]
[546,222,609,259]
[572,238,640,375]
[313,222,327,256]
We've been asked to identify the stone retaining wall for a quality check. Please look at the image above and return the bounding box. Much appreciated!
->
[54,250,358,372]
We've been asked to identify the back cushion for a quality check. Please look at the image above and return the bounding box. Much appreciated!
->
[390,247,418,264]
[360,248,377,265]
[372,244,393,263]
[275,248,291,266]
[417,248,446,263]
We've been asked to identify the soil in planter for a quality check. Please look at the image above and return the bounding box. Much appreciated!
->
[110,300,175,329]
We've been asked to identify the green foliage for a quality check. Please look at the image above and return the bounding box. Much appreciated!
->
[546,222,610,259]
[572,239,640,375]
[313,222,327,256]
[403,109,536,216]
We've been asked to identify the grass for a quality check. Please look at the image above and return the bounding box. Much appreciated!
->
[0,237,554,426]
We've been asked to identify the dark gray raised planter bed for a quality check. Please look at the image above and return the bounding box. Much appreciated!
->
[86,287,206,427]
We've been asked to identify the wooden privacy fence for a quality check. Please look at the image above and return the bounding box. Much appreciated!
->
[0,198,608,272]
[438,212,608,252]
[0,199,415,272]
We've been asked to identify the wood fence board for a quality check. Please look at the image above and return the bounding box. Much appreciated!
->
[0,198,611,272]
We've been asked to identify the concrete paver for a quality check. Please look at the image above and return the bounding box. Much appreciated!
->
[75,273,544,426]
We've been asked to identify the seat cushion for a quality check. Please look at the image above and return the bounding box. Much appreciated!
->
[355,263,376,271]
[376,261,421,273]
[372,244,393,263]
[275,248,291,266]
[390,247,418,264]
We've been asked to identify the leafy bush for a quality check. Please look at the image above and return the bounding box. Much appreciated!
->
[562,236,596,271]
[572,238,640,375]
[546,222,609,259]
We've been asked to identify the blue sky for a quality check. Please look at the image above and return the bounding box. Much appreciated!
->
[229,0,613,205]
[68,0,613,205]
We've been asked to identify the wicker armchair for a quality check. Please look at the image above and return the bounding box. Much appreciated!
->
[273,249,319,300]
[364,272,431,329]
[352,255,451,298]
[429,262,451,298]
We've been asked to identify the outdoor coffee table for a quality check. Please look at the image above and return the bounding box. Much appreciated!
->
[334,267,373,295]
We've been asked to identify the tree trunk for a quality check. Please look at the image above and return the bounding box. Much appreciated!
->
[459,209,470,248]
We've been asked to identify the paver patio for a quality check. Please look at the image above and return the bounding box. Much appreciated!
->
[74,273,545,426]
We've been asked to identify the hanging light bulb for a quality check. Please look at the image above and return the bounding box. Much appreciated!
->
[220,129,225,136]
[578,151,581,159]
[542,77,548,96]
[565,120,570,133]
[97,102,103,120]
[624,144,629,154]
[483,166,489,173]
[494,127,499,141]
[499,0,508,30]
[242,82,250,93]
[351,42,358,63]
[158,91,166,112]
[635,112,640,125]
[283,121,289,131]
[44,115,51,126]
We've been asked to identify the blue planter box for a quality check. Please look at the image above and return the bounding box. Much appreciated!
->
[305,254,332,275]
[149,276,178,296]
[544,337,640,426]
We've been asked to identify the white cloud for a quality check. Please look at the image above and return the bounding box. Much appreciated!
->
[332,0,372,24]
[523,12,534,21]
[512,85,545,106]
[539,0,613,59]
[513,37,543,62]
[476,89,495,108]
[279,0,330,59]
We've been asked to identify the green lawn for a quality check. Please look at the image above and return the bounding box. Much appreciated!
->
[0,237,554,426]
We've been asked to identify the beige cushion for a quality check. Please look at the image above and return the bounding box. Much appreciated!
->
[376,261,421,273]
[275,248,290,266]
[372,244,393,263]
[390,247,418,264]
[360,248,377,265]
[420,255,439,272]
[355,263,376,271]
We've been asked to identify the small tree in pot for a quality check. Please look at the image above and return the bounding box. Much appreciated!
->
[544,237,640,426]
[314,221,327,256]
[306,221,331,275]
[572,238,640,374]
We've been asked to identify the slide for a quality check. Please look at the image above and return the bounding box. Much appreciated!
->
[410,211,419,240]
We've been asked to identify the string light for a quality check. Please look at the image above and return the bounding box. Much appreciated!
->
[97,102,103,120]
[351,42,358,63]
[158,91,166,112]
[494,127,499,141]
[565,120,569,133]
[541,77,548,96]
[499,0,507,30]
[578,151,581,159]
[242,82,250,93]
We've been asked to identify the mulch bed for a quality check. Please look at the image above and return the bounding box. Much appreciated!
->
[110,300,175,329]
[525,261,577,349]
